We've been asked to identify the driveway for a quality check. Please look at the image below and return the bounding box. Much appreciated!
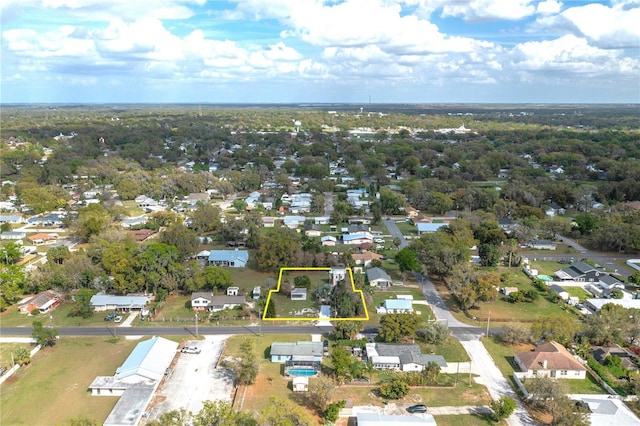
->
[383,218,408,249]
[146,335,234,420]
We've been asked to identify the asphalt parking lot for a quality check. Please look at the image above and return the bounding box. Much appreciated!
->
[146,335,234,420]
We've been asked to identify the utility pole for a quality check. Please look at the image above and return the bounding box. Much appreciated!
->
[486,311,491,337]
[195,312,199,338]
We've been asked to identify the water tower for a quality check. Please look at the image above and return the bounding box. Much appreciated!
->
[294,120,301,132]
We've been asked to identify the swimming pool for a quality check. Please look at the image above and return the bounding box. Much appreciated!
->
[287,368,318,377]
[538,275,553,281]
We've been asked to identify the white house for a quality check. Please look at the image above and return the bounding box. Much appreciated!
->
[514,341,587,380]
[365,343,447,372]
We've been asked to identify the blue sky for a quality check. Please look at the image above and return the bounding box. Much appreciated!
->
[1,0,638,103]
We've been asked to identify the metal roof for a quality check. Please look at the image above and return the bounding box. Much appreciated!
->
[115,336,178,381]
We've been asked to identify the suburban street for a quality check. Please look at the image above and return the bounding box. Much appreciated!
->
[383,218,408,248]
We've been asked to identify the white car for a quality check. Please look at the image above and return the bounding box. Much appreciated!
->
[114,315,123,323]
[181,346,201,354]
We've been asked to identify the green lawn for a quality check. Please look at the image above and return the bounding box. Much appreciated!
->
[0,342,31,371]
[0,337,142,425]
[434,414,500,426]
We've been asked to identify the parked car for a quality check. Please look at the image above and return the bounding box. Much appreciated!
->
[104,312,117,321]
[406,404,428,413]
[181,346,201,354]
[114,315,123,323]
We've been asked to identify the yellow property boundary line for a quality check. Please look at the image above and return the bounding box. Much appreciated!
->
[262,266,369,321]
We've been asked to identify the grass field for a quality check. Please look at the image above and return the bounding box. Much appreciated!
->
[434,414,501,426]
[0,337,144,425]
[0,342,32,371]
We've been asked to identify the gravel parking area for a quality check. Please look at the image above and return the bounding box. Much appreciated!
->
[146,335,234,420]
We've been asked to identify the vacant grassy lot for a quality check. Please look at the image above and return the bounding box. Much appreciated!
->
[0,300,123,327]
[434,414,500,426]
[1,337,142,425]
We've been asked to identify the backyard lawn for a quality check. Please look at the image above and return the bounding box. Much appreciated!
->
[0,337,144,425]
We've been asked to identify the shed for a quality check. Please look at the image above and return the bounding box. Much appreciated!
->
[291,288,308,301]
[292,376,309,392]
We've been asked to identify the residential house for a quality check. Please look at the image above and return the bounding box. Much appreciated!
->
[367,267,392,288]
[195,250,210,260]
[376,299,414,314]
[404,206,420,218]
[18,290,62,314]
[90,294,150,312]
[548,284,569,300]
[321,236,337,246]
[554,262,605,282]
[569,394,640,426]
[546,202,566,217]
[283,215,306,229]
[0,214,24,224]
[585,299,640,312]
[304,224,322,237]
[343,232,374,245]
[207,249,249,268]
[416,223,447,234]
[226,287,239,296]
[498,218,517,235]
[527,239,557,250]
[261,217,277,228]
[314,216,331,225]
[28,233,58,245]
[190,292,246,312]
[0,231,26,240]
[584,275,626,298]
[352,251,383,267]
[291,288,307,301]
[592,344,638,371]
[356,413,437,426]
[121,216,148,228]
[514,341,587,379]
[365,343,447,372]
[329,266,347,285]
[270,341,324,363]
[126,229,156,242]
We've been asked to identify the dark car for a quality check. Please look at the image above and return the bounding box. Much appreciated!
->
[406,404,428,413]
[104,312,117,321]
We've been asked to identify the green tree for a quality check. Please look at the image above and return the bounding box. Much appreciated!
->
[378,313,421,343]
[47,245,71,265]
[192,400,256,426]
[307,376,335,412]
[330,280,363,318]
[255,228,299,272]
[294,275,311,288]
[395,248,421,275]
[194,266,233,291]
[324,400,346,423]
[73,204,113,241]
[68,288,96,319]
[418,321,450,345]
[13,346,31,365]
[0,264,26,310]
[549,395,590,426]
[422,361,441,385]
[478,243,501,267]
[490,396,517,421]
[232,340,259,386]
[333,321,364,340]
[0,242,22,264]
[264,300,276,318]
[32,319,58,347]
[330,346,354,384]
[145,408,190,426]
[259,396,312,426]
[160,224,199,261]
[188,203,222,234]
[530,315,578,345]
[378,375,409,399]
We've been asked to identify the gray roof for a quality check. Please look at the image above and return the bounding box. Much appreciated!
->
[271,341,323,357]
[599,274,621,286]
[367,267,391,282]
[549,284,567,294]
[374,343,446,367]
[103,382,156,426]
[90,294,150,308]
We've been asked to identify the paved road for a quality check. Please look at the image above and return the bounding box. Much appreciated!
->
[416,273,537,425]
[383,218,408,249]
[0,325,335,337]
[553,234,634,278]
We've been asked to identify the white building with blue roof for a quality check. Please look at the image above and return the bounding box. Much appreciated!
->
[207,249,249,267]
[377,299,414,314]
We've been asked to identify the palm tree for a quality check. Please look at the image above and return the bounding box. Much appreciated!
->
[365,361,375,384]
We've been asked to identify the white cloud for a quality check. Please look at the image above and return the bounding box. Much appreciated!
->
[439,0,536,21]
[536,0,562,15]
[510,34,639,76]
